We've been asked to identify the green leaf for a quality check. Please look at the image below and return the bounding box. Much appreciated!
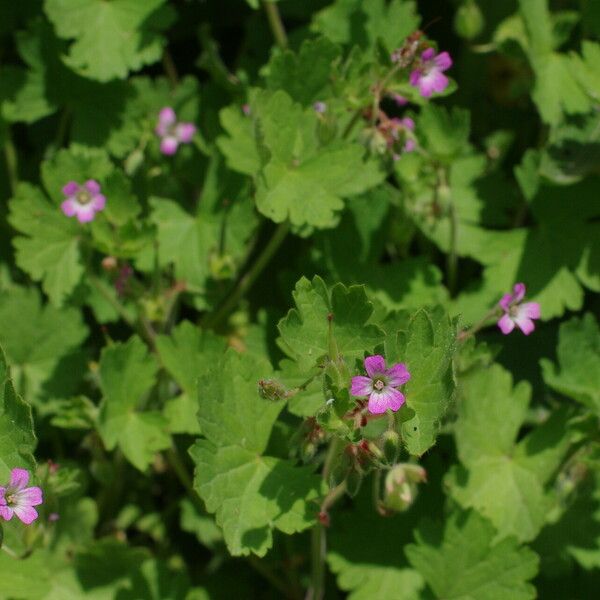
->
[117,559,190,600]
[190,349,322,556]
[0,344,36,482]
[98,336,170,471]
[540,313,600,414]
[312,0,420,52]
[265,37,341,105]
[570,41,600,103]
[44,0,175,82]
[156,321,227,434]
[446,364,574,542]
[328,495,424,599]
[218,90,383,230]
[517,0,590,124]
[406,510,539,600]
[386,307,456,456]
[190,442,322,557]
[8,183,84,306]
[418,104,471,160]
[0,285,88,403]
[277,276,385,373]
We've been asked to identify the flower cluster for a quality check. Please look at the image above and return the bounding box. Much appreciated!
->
[351,355,411,415]
[155,107,196,155]
[497,283,541,335]
[0,468,43,525]
[61,180,106,223]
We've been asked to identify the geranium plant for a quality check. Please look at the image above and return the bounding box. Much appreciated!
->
[0,0,599,598]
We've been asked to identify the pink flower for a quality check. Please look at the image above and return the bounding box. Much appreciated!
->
[351,355,411,415]
[155,107,196,155]
[61,180,106,223]
[498,283,541,335]
[392,93,408,107]
[409,48,452,97]
[0,468,43,525]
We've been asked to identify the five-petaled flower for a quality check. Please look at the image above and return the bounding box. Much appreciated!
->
[498,283,541,335]
[409,48,452,97]
[61,180,106,223]
[351,355,411,415]
[0,468,43,525]
[155,107,196,155]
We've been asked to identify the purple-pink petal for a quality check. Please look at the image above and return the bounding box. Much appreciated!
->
[160,137,179,155]
[61,199,78,217]
[84,180,101,195]
[515,316,535,335]
[176,122,196,143]
[351,376,373,397]
[498,314,515,335]
[384,388,406,412]
[0,486,6,504]
[10,468,29,490]
[13,505,38,525]
[62,181,79,196]
[520,302,540,319]
[15,486,43,507]
[421,47,436,61]
[387,363,411,386]
[401,117,415,130]
[0,505,13,521]
[368,393,390,414]
[513,283,526,303]
[92,194,106,211]
[368,388,405,415]
[159,107,176,126]
[364,355,386,377]
[498,293,513,311]
[409,69,421,86]
[404,139,416,152]
[434,51,452,71]
[76,205,96,223]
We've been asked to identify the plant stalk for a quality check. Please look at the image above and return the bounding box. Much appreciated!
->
[262,1,288,49]
[203,221,289,329]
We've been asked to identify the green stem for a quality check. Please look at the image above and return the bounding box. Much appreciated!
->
[88,275,155,348]
[308,437,345,600]
[203,221,289,329]
[262,1,288,49]
[447,200,458,296]
[162,49,179,87]
[457,307,500,342]
[4,129,18,196]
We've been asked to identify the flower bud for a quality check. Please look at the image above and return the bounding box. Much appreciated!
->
[382,463,426,512]
[257,379,287,401]
[454,0,485,40]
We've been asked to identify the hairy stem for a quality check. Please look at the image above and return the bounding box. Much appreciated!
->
[262,1,288,49]
[203,221,289,329]
[162,49,179,87]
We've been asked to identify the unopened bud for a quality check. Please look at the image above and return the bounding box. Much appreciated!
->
[454,0,485,40]
[258,379,287,401]
[382,463,426,512]
[101,256,118,271]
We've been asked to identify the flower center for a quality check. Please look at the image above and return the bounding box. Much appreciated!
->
[6,493,15,505]
[509,304,519,317]
[76,190,91,205]
[373,379,385,391]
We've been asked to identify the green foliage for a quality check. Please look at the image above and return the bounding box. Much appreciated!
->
[0,0,598,596]
[98,336,170,470]
[406,510,539,599]
[541,313,600,414]
[0,345,37,481]
[190,350,322,556]
[447,364,573,542]
[44,0,175,82]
